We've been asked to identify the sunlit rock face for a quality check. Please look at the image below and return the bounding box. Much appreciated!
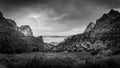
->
[54,9,120,54]
[84,22,95,32]
[18,25,33,36]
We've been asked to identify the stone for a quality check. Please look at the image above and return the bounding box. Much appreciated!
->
[18,25,33,36]
[84,22,95,32]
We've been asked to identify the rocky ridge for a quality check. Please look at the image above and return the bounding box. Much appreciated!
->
[53,9,120,55]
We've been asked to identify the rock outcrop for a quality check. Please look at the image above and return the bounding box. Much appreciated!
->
[93,9,120,33]
[84,22,95,32]
[53,9,120,54]
[18,25,33,36]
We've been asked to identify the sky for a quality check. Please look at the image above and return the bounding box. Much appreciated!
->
[0,0,120,36]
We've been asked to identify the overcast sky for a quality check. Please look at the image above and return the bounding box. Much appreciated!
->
[0,0,120,36]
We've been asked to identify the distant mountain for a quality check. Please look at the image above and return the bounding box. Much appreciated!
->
[43,36,66,38]
[53,9,120,55]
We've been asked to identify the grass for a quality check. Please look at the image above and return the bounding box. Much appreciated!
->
[0,52,120,68]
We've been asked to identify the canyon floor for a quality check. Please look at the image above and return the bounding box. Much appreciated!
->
[0,52,120,68]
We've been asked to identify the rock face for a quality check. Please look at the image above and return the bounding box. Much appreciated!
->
[84,22,95,32]
[6,19,17,30]
[0,11,45,54]
[18,25,33,36]
[53,9,120,54]
[93,9,120,33]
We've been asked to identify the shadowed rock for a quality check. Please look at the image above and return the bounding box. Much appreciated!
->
[93,9,120,33]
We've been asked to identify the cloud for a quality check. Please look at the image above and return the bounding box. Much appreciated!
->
[89,0,120,8]
[0,0,119,36]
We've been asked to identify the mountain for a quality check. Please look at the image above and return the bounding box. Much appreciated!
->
[0,11,45,54]
[93,9,120,33]
[53,9,120,55]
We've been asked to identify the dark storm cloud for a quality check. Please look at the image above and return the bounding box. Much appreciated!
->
[90,0,120,8]
[0,0,95,25]
[0,0,80,8]
[1,0,120,14]
[0,0,89,12]
[0,0,46,5]
[0,0,47,11]
[0,0,100,36]
[0,0,83,15]
[0,0,120,36]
